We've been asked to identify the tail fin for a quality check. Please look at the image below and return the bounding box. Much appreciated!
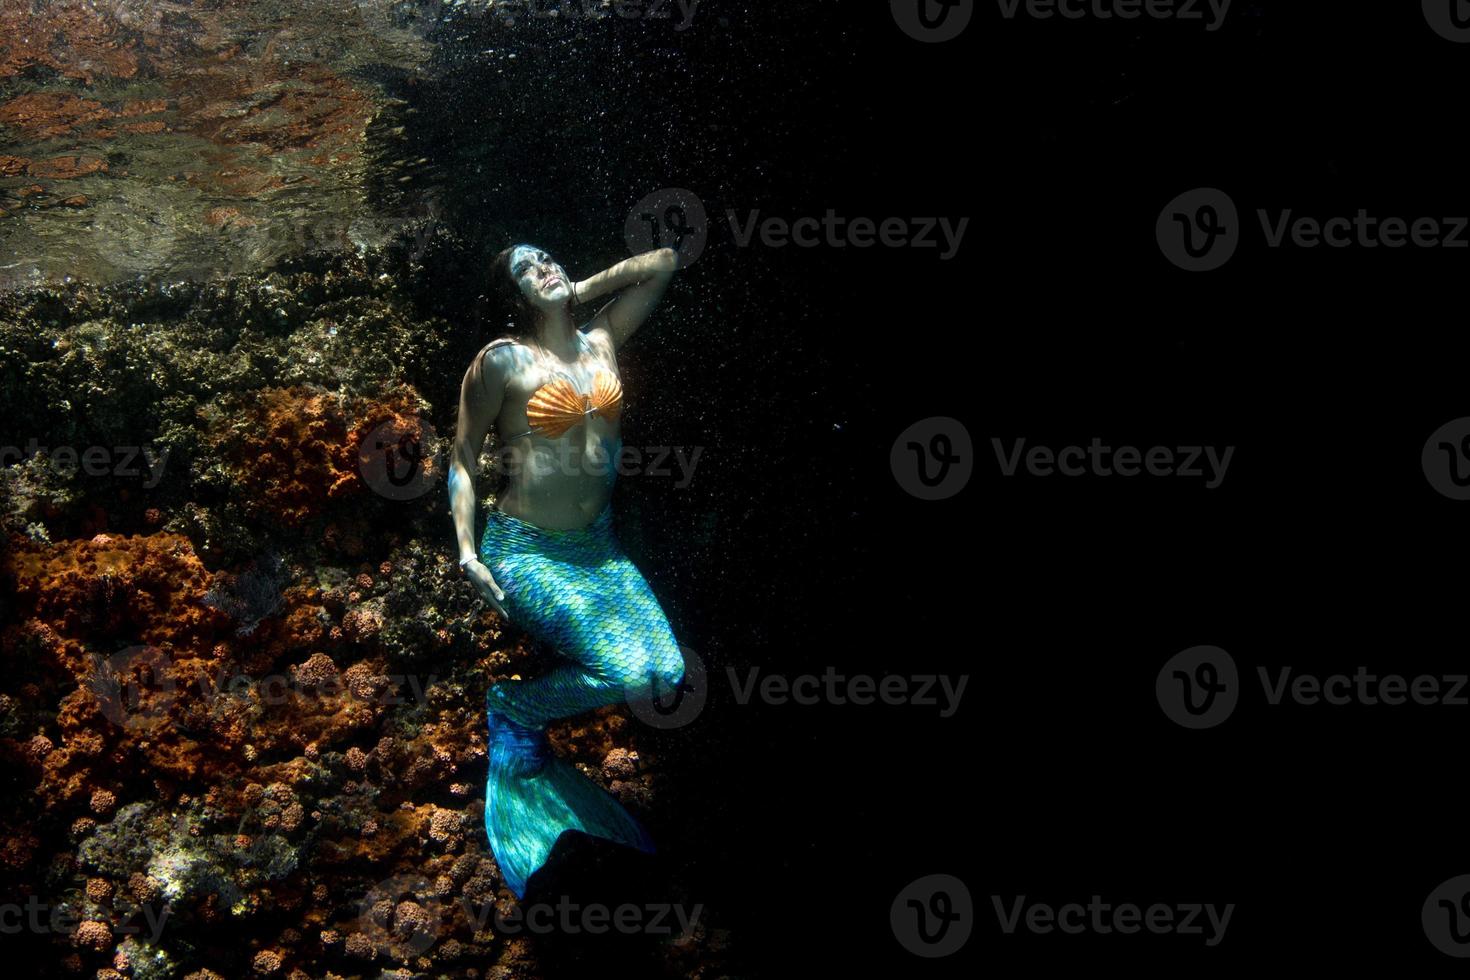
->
[485,710,654,898]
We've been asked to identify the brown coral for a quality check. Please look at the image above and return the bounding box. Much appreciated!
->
[203,387,429,528]
[73,919,112,951]
[89,789,116,815]
[251,949,283,974]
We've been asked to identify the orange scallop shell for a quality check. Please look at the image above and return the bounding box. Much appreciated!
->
[526,371,623,439]
[589,370,623,424]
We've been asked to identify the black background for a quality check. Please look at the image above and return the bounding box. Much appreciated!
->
[627,0,1470,974]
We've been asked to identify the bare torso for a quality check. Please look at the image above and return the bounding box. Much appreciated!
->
[481,326,623,530]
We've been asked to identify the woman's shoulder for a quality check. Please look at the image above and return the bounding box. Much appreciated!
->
[482,336,525,355]
[469,337,531,392]
[478,336,531,369]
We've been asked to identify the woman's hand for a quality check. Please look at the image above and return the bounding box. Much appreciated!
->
[646,247,678,274]
[463,559,510,620]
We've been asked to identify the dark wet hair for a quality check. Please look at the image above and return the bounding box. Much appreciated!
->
[491,244,539,341]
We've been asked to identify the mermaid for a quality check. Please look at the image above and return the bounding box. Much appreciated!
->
[448,242,685,898]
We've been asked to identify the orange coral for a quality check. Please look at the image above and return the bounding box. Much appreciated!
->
[0,529,437,817]
[204,387,430,529]
[5,533,221,650]
[0,533,230,805]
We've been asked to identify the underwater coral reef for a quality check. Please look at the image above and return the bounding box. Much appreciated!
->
[0,237,726,977]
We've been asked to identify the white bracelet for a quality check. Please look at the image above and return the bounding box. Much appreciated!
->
[458,556,476,568]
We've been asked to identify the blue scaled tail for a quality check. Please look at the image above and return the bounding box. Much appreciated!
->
[478,503,683,898]
[485,707,654,899]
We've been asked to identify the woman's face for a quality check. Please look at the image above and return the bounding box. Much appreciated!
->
[509,245,571,309]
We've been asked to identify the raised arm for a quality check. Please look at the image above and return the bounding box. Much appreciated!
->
[451,345,509,617]
[573,247,679,350]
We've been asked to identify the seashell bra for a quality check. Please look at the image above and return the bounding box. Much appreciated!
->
[484,333,623,441]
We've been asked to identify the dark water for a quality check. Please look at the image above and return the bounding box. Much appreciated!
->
[5,0,1470,976]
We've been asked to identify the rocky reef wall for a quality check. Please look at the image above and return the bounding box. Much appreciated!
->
[0,233,724,978]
